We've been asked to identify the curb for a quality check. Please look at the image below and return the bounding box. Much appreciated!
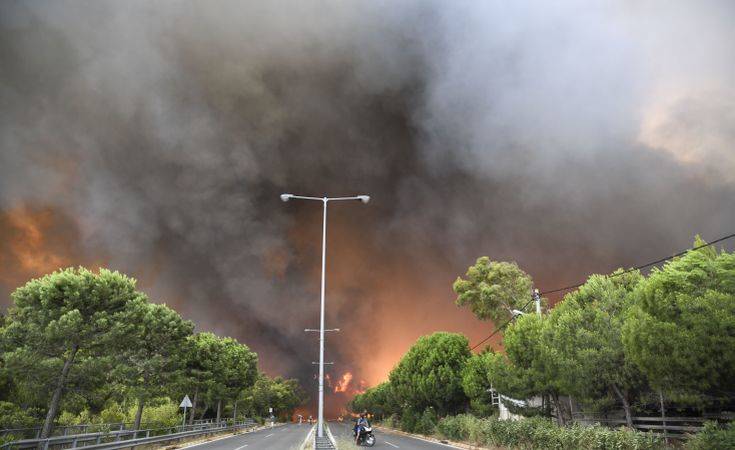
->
[299,424,316,450]
[374,426,493,450]
[325,424,337,448]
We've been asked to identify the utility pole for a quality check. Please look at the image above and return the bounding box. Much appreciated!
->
[533,288,542,316]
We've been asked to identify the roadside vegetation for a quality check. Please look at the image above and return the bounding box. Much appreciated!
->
[351,238,734,449]
[0,268,306,439]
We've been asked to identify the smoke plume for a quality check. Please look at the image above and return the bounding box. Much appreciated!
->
[2,0,734,415]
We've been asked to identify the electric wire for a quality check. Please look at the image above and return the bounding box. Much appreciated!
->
[469,231,735,351]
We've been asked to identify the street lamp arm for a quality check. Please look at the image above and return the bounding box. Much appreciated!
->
[281,194,370,203]
[282,194,324,202]
[327,195,370,203]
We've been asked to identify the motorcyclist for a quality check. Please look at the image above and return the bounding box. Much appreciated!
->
[354,411,369,444]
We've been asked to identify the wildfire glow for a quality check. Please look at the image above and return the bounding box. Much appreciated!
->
[5,207,67,274]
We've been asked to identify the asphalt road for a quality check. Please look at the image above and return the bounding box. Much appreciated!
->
[180,423,311,450]
[330,421,461,450]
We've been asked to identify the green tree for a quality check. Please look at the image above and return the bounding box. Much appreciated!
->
[1,268,147,438]
[243,374,305,421]
[389,332,471,416]
[184,333,257,422]
[502,314,568,424]
[461,351,497,417]
[546,270,646,427]
[454,257,533,324]
[218,338,258,421]
[623,238,735,402]
[114,302,194,429]
[183,332,219,423]
[350,382,396,420]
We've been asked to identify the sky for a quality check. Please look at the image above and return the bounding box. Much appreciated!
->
[1,0,734,416]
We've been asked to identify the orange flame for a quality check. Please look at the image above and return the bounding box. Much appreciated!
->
[334,372,353,393]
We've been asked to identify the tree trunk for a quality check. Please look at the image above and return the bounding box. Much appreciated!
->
[189,388,198,425]
[659,389,668,444]
[611,384,633,428]
[233,400,237,421]
[40,344,79,439]
[216,399,222,423]
[134,396,145,430]
[551,392,567,426]
[199,402,208,420]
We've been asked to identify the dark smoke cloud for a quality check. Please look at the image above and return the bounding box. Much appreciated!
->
[1,0,734,414]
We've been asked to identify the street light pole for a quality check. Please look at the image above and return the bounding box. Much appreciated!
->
[280,193,370,438]
[318,197,327,439]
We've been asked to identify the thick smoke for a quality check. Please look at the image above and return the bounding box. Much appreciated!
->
[1,1,734,414]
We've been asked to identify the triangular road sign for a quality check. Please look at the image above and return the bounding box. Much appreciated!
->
[180,395,193,408]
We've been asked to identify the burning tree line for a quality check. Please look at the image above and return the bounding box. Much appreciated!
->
[0,268,305,439]
[350,237,734,446]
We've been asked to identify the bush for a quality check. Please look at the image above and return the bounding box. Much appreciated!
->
[133,399,179,428]
[57,409,94,426]
[0,434,22,447]
[381,414,398,429]
[399,409,419,433]
[99,402,127,424]
[436,414,485,443]
[437,415,664,450]
[415,408,438,435]
[0,401,39,428]
[685,421,735,450]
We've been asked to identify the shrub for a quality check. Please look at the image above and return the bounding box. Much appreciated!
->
[381,414,398,429]
[399,409,419,433]
[133,400,179,428]
[0,401,39,428]
[685,421,735,450]
[436,414,485,443]
[415,408,438,435]
[57,409,94,426]
[437,415,664,450]
[0,434,22,447]
[99,402,127,424]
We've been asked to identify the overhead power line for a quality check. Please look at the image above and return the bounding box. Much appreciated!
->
[469,231,735,351]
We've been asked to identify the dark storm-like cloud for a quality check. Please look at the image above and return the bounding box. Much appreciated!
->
[1,0,734,412]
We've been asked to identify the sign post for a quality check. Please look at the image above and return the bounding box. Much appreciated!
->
[180,395,193,429]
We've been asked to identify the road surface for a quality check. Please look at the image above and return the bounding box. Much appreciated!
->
[330,421,461,449]
[181,423,311,450]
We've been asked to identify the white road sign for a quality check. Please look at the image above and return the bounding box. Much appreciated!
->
[180,395,193,408]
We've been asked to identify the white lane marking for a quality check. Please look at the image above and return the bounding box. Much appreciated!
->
[264,433,274,438]
[234,445,248,450]
[178,424,286,450]
[385,442,399,448]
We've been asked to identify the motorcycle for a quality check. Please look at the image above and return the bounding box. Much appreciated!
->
[355,425,376,447]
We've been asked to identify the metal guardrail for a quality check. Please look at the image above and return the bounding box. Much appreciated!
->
[572,414,732,438]
[1,420,256,450]
[0,419,223,440]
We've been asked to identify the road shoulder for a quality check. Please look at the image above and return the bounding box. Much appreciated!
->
[374,425,503,450]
